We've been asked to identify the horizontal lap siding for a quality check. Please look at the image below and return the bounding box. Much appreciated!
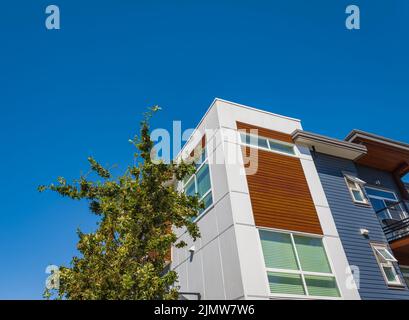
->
[357,166,409,268]
[313,152,409,299]
[356,165,402,195]
[243,146,322,235]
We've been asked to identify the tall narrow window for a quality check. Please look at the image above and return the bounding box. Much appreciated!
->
[259,229,340,298]
[183,147,213,219]
[371,244,402,287]
[344,173,368,204]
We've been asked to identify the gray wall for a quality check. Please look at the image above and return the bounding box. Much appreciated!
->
[313,152,409,300]
[356,165,401,197]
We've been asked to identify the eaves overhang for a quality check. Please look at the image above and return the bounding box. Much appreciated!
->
[345,130,409,175]
[292,129,367,161]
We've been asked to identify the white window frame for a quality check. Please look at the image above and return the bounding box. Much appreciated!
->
[371,243,403,287]
[343,173,368,204]
[239,132,298,158]
[182,148,214,222]
[258,227,342,299]
[365,186,407,220]
[374,247,397,262]
[366,186,398,201]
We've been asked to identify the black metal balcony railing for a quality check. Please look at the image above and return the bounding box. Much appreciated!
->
[379,200,409,242]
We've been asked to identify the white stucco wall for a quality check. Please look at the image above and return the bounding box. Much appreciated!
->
[171,101,245,300]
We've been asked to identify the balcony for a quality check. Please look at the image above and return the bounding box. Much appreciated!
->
[379,201,409,265]
[380,200,409,241]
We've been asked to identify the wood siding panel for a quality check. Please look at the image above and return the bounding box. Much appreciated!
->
[242,146,322,235]
[391,237,409,266]
[354,138,409,173]
[237,121,293,143]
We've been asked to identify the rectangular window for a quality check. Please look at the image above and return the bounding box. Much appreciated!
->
[267,272,305,295]
[183,148,213,219]
[259,229,340,298]
[267,139,295,155]
[304,275,339,298]
[366,186,407,223]
[371,244,402,287]
[400,266,409,288]
[259,231,298,270]
[366,187,398,200]
[194,145,207,169]
[293,235,332,273]
[374,247,397,262]
[240,132,295,156]
[344,173,368,204]
[240,132,269,149]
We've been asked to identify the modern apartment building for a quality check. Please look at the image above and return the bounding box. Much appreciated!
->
[171,99,409,300]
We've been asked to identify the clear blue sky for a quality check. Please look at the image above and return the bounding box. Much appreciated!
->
[0,0,408,299]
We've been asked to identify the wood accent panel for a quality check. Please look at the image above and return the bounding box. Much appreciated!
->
[354,138,409,173]
[352,136,409,201]
[391,236,409,250]
[242,146,323,235]
[189,135,206,157]
[390,237,409,266]
[237,121,293,143]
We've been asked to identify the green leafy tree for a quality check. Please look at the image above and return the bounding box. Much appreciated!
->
[39,107,201,300]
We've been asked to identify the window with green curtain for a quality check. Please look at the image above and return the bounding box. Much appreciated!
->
[293,235,331,273]
[259,230,299,270]
[259,230,340,298]
[304,275,340,297]
[267,272,305,295]
[196,163,211,198]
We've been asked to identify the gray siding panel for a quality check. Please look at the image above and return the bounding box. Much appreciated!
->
[313,152,409,300]
[356,166,401,194]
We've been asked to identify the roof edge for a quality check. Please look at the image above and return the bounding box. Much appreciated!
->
[174,98,302,160]
[214,98,301,123]
[293,129,368,153]
[345,129,409,152]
